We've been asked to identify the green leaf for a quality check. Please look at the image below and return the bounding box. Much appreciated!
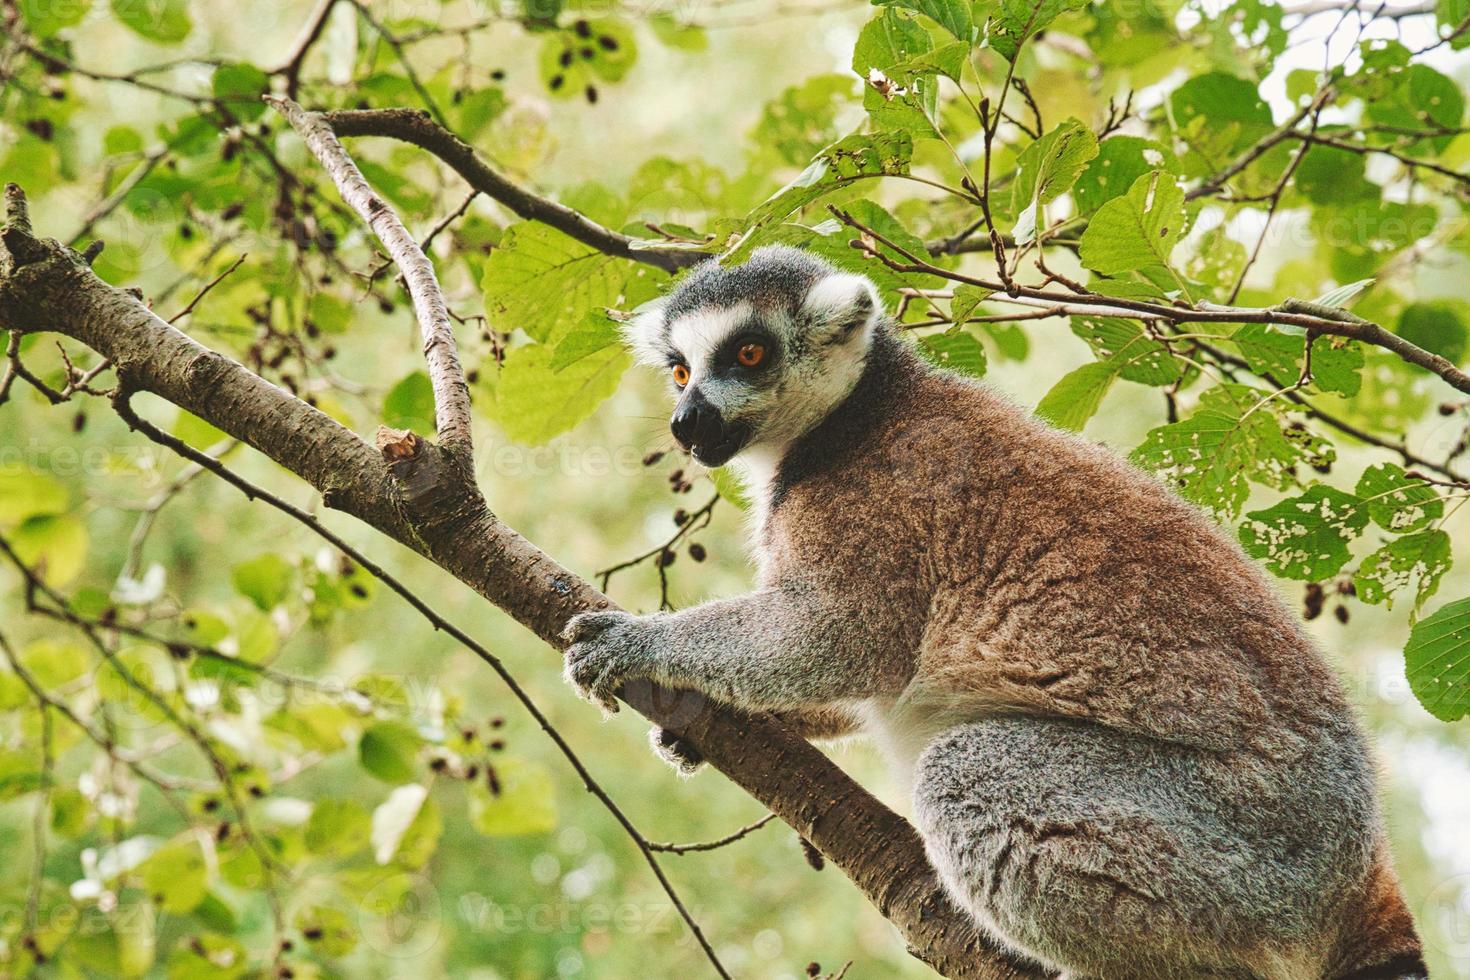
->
[295,905,358,957]
[1311,338,1364,397]
[1312,279,1374,309]
[710,465,751,509]
[230,554,294,612]
[481,223,628,343]
[550,311,622,371]
[359,721,421,784]
[305,799,372,859]
[18,0,91,38]
[0,470,68,526]
[480,339,629,445]
[12,514,88,587]
[1074,136,1169,215]
[918,330,987,377]
[110,0,191,44]
[874,0,973,41]
[539,19,638,98]
[211,64,269,122]
[1355,463,1444,534]
[1012,119,1099,245]
[988,0,1090,60]
[1077,171,1187,280]
[1296,145,1377,205]
[1069,317,1181,386]
[382,371,436,437]
[732,131,914,254]
[1036,360,1119,431]
[749,74,858,167]
[1364,64,1465,154]
[140,838,208,913]
[950,284,995,322]
[1168,71,1274,174]
[51,787,90,838]
[168,934,246,980]
[19,640,88,688]
[1404,596,1470,721]
[471,759,558,837]
[1355,530,1451,611]
[1397,301,1468,365]
[1238,486,1369,581]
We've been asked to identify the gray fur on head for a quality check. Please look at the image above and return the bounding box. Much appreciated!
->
[625,246,884,468]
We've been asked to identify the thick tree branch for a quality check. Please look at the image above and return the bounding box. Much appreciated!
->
[319,108,707,273]
[0,185,1035,980]
[266,96,474,453]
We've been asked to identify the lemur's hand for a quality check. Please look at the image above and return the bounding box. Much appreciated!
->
[561,610,662,714]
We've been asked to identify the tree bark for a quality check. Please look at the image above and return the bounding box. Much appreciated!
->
[0,185,1043,980]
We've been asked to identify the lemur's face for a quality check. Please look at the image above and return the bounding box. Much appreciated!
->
[626,247,882,467]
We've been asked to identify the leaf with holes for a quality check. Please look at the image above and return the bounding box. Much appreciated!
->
[918,331,987,378]
[1355,463,1444,534]
[1070,317,1181,386]
[1355,529,1451,611]
[1131,386,1323,518]
[1239,486,1369,581]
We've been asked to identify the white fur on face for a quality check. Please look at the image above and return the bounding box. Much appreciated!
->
[665,303,754,380]
[626,272,883,516]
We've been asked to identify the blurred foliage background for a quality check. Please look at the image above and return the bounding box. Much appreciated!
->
[2,0,1470,977]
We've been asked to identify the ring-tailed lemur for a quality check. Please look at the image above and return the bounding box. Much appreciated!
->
[562,246,1425,980]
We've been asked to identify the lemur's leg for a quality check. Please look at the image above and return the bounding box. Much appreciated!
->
[912,716,1376,980]
[563,586,886,714]
[649,704,861,775]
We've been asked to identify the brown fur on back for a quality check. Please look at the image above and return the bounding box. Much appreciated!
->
[763,328,1422,975]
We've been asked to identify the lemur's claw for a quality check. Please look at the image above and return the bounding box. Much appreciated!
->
[651,726,706,775]
[562,609,656,715]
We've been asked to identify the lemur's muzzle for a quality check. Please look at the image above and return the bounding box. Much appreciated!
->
[671,389,750,467]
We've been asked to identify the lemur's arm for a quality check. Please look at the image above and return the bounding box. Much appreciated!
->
[563,585,886,714]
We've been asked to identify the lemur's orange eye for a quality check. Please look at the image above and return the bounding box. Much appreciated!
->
[737,342,766,368]
[672,363,690,387]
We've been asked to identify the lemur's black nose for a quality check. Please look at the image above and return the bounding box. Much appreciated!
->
[670,390,724,451]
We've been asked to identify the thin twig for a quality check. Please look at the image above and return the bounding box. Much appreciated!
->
[168,253,247,323]
[647,813,778,854]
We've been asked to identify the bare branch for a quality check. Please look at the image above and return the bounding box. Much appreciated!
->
[320,108,705,273]
[265,96,475,453]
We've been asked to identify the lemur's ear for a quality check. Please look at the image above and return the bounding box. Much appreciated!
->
[621,297,671,366]
[800,272,882,344]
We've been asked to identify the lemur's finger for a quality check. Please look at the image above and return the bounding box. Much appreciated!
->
[589,668,623,714]
[561,610,626,644]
